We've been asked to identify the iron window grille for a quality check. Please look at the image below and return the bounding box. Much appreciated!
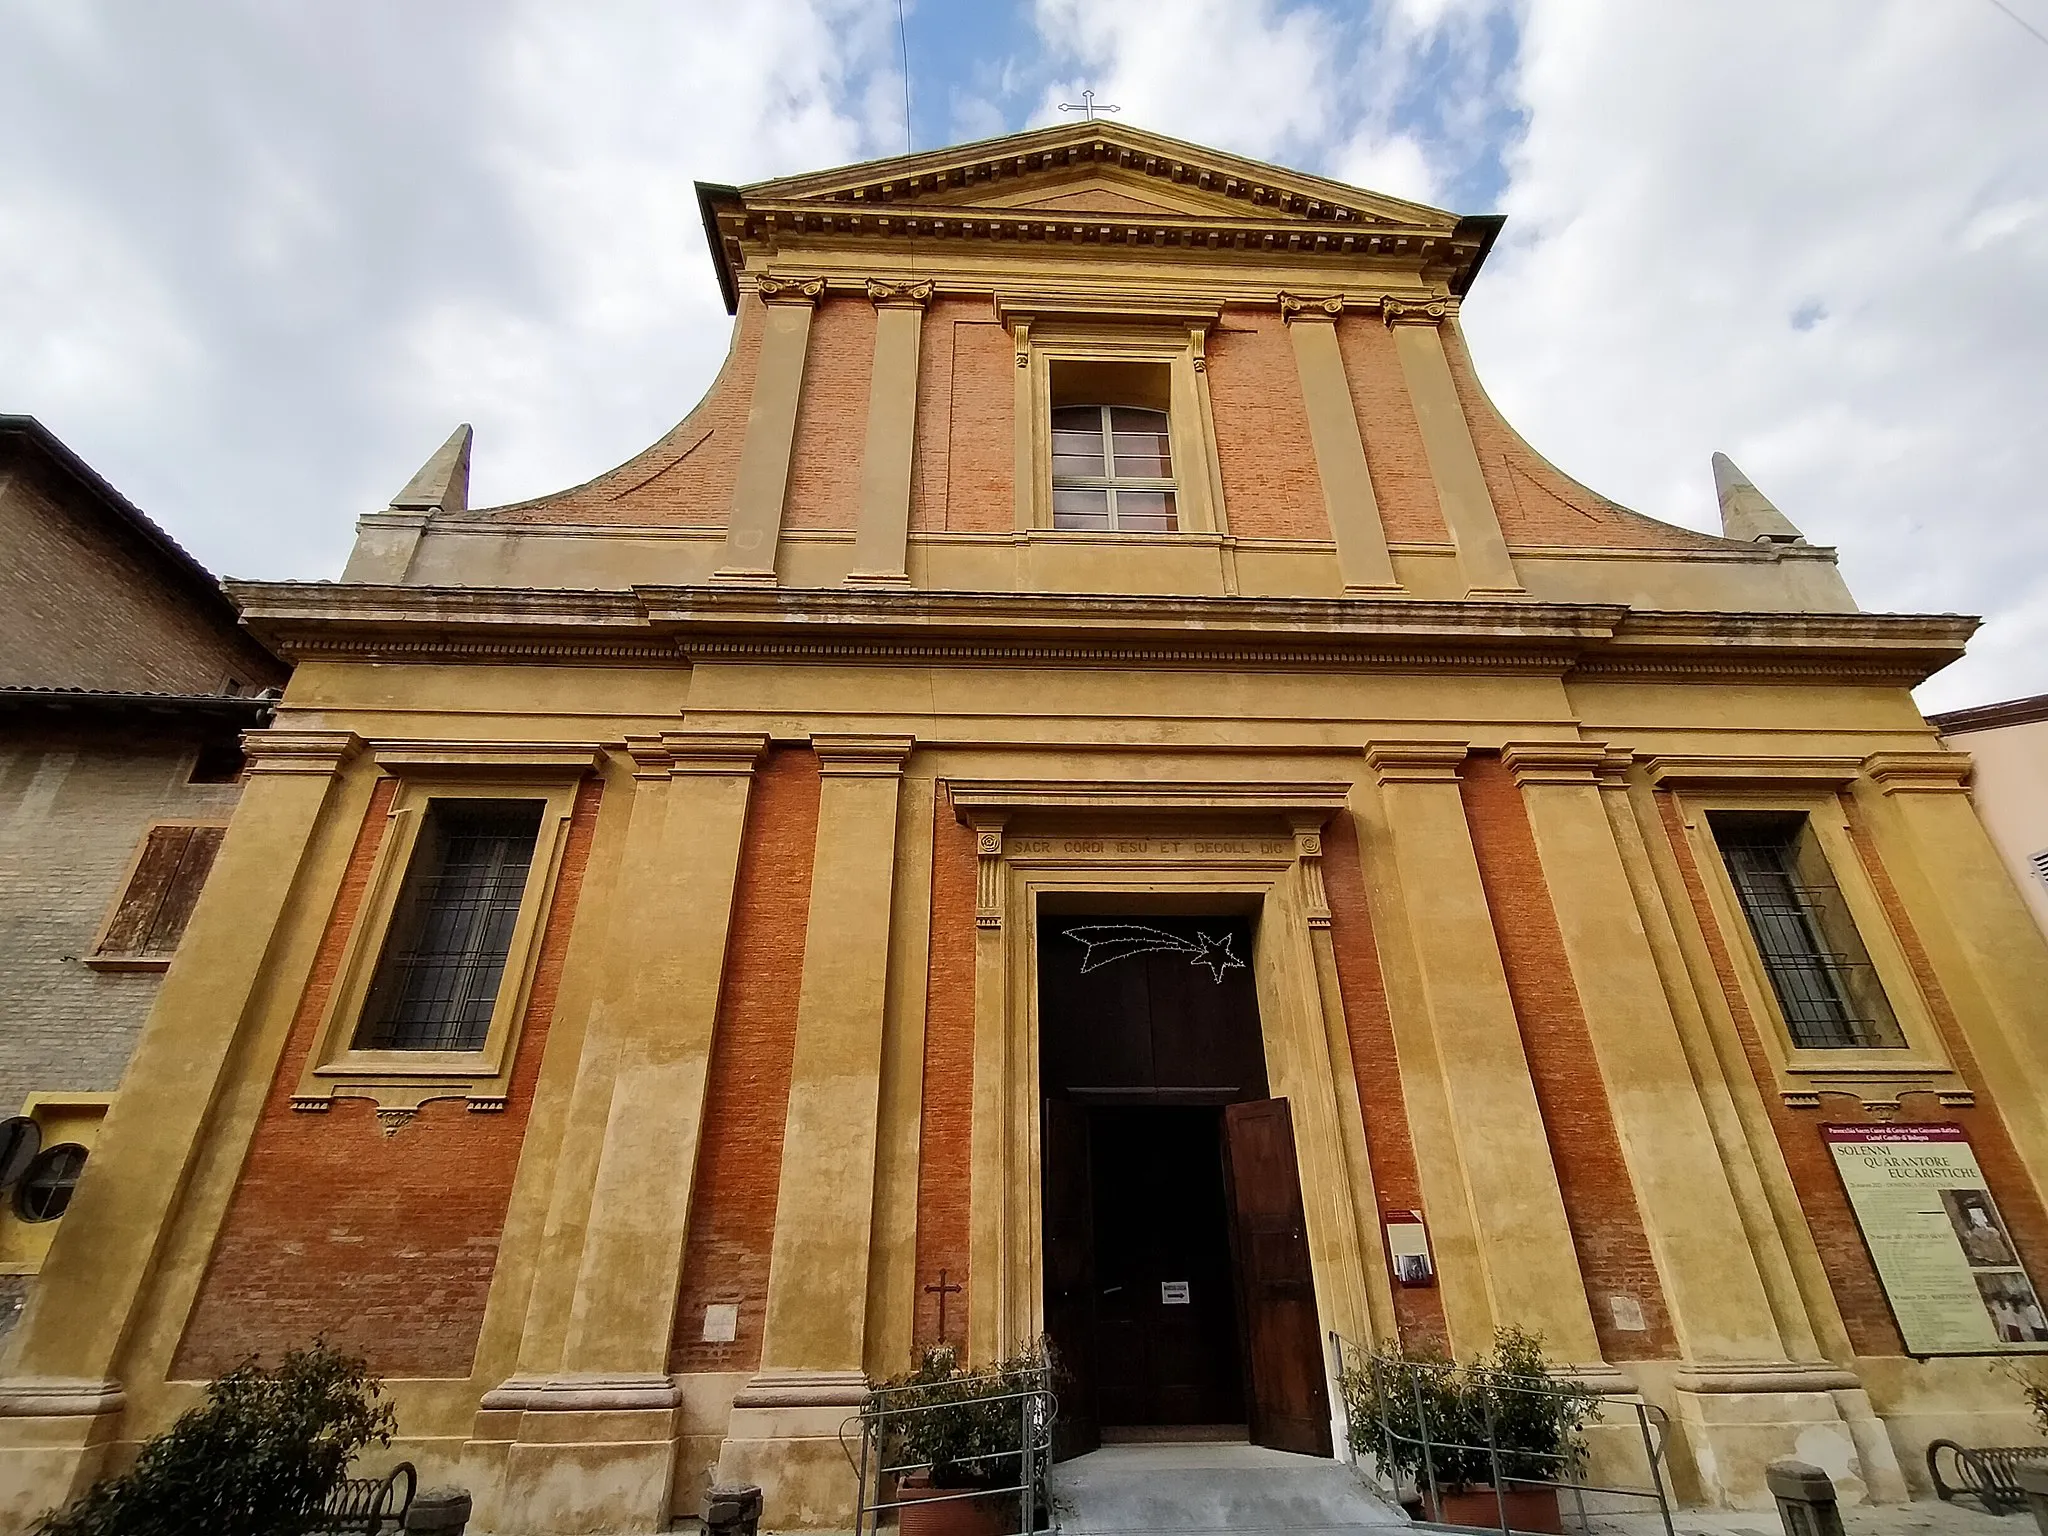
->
[353,799,545,1052]
[1050,404,1178,532]
[1713,814,1904,1050]
[2032,849,2048,892]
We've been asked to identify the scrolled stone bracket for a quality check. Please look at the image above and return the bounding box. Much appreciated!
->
[970,815,1009,930]
[1289,812,1333,928]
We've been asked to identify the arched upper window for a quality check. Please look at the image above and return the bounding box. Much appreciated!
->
[1050,405,1178,533]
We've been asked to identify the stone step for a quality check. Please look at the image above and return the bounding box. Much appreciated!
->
[1046,1442,1409,1535]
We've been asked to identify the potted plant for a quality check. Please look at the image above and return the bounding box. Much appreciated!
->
[867,1345,1049,1536]
[1340,1327,1600,1534]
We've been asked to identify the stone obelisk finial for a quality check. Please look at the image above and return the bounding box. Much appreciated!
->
[1712,452,1803,544]
[390,424,473,515]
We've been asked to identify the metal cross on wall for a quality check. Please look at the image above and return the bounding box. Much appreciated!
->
[923,1267,963,1342]
[1058,89,1120,122]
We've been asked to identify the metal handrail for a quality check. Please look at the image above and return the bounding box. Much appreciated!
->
[1330,1332,1674,1536]
[849,1363,1058,1536]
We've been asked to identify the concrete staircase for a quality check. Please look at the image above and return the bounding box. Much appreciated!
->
[1046,1442,1409,1535]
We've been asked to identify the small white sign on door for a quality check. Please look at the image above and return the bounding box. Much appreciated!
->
[1161,1281,1190,1305]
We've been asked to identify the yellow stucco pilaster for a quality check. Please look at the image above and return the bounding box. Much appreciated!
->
[0,731,364,1525]
[716,278,821,584]
[1363,741,1601,1365]
[471,731,765,1536]
[848,280,929,587]
[1386,309,1522,595]
[716,734,911,1531]
[1280,295,1399,594]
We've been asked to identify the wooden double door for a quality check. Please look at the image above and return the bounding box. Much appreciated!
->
[1037,912,1330,1459]
[1043,1097,1332,1459]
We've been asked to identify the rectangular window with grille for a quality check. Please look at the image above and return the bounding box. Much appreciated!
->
[353,799,545,1052]
[1711,812,1905,1050]
[94,824,226,963]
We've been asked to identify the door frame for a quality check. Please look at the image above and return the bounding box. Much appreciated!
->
[946,783,1392,1453]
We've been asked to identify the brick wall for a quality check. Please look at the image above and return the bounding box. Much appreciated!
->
[1322,805,1449,1352]
[669,748,820,1373]
[909,306,1012,534]
[175,775,603,1379]
[1205,308,1329,541]
[1333,317,1449,545]
[1437,320,1722,552]
[0,458,280,694]
[495,294,767,526]
[0,729,243,1113]
[1461,758,1678,1360]
[781,297,874,533]
[912,798,978,1350]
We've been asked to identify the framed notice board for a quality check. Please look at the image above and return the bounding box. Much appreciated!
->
[1824,1124,2048,1355]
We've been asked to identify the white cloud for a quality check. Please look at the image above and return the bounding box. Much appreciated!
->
[1466,0,2048,709]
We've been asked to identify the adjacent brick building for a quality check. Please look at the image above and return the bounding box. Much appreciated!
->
[3,125,2046,1534]
[0,417,285,1338]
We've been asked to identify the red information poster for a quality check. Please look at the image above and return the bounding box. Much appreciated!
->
[1824,1124,2048,1355]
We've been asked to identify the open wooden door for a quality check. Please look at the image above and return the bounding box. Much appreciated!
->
[1041,1098,1100,1460]
[1223,1097,1333,1456]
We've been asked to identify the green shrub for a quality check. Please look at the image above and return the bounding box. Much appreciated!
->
[36,1341,395,1536]
[866,1344,1047,1491]
[1339,1326,1601,1492]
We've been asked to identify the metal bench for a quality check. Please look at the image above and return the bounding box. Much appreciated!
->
[1928,1439,2048,1515]
[320,1461,417,1534]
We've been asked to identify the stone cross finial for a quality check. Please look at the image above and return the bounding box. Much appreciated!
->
[1058,89,1120,122]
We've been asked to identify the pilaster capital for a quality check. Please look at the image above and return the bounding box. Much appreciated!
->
[1381,295,1453,329]
[1366,741,1469,786]
[755,274,827,306]
[1501,742,1609,788]
[240,729,364,778]
[1278,292,1344,324]
[810,733,914,777]
[864,276,934,309]
[1594,747,1637,788]
[1863,749,1972,795]
[660,730,771,777]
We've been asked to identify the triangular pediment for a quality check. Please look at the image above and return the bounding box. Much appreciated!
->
[741,120,1458,232]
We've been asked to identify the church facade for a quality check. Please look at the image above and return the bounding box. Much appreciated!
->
[4,123,2047,1532]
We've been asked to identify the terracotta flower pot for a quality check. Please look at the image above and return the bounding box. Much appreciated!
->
[895,1472,1011,1536]
[1428,1485,1564,1533]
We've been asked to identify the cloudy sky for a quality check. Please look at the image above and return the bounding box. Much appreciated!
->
[3,0,2043,711]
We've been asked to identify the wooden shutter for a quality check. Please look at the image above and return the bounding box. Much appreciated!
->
[99,826,225,957]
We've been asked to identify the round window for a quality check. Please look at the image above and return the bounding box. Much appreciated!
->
[15,1145,87,1224]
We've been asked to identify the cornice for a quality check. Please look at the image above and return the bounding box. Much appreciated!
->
[948,779,1350,821]
[224,582,1975,686]
[1926,691,2048,736]
[1644,755,1863,791]
[371,741,606,776]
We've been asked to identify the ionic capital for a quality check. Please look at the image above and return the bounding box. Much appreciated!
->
[1380,295,1452,329]
[1278,292,1344,324]
[755,274,827,306]
[864,277,934,309]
